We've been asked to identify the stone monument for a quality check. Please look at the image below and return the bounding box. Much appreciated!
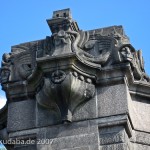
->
[0,8,150,150]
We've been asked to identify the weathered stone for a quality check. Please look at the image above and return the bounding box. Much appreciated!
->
[14,145,36,150]
[7,100,36,132]
[129,94,150,133]
[0,8,150,150]
[97,84,129,117]
[35,102,59,127]
[72,96,98,121]
[130,130,150,145]
[99,126,128,145]
[100,143,129,150]
[131,143,150,150]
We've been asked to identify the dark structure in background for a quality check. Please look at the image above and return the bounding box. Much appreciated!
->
[0,8,150,150]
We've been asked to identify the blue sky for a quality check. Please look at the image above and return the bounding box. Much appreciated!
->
[0,1,150,107]
[0,143,6,150]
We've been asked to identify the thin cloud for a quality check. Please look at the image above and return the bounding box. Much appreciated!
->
[0,96,7,109]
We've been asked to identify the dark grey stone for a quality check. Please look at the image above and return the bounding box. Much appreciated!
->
[41,120,98,139]
[97,84,129,117]
[14,145,36,150]
[0,8,150,150]
[99,126,128,145]
[72,96,98,121]
[35,102,59,127]
[129,94,150,133]
[49,133,99,150]
[100,143,128,150]
[7,100,36,132]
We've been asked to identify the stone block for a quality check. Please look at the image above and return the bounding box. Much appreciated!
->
[36,102,59,127]
[131,143,150,150]
[14,145,36,150]
[37,121,99,150]
[7,100,36,132]
[38,120,98,139]
[130,130,150,146]
[72,96,98,121]
[38,145,100,150]
[97,84,129,117]
[100,143,128,150]
[49,133,98,150]
[129,94,150,132]
[55,146,89,150]
[99,126,129,147]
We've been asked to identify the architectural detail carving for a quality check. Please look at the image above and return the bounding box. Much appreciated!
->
[0,8,150,150]
[69,31,114,68]
[36,71,95,122]
[0,53,11,84]
[0,45,36,84]
[119,44,150,82]
[51,70,66,84]
[51,30,72,56]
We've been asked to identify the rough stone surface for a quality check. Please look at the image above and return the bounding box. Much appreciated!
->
[130,130,150,146]
[0,8,150,150]
[14,145,36,150]
[99,126,128,145]
[129,94,150,132]
[72,96,98,121]
[131,143,150,150]
[36,102,59,127]
[7,100,36,132]
[97,84,129,117]
[37,120,99,150]
[100,143,129,150]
